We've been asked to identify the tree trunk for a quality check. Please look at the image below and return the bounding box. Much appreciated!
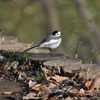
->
[41,0,59,32]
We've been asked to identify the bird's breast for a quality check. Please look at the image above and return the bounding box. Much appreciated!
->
[48,38,62,49]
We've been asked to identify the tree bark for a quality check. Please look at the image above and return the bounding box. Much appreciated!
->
[41,0,59,32]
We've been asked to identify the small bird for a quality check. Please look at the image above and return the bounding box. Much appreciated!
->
[23,30,63,54]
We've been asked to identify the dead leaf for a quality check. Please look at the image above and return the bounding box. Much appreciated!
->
[88,77,100,92]
[23,84,52,100]
[78,77,86,84]
[3,64,11,70]
[29,80,37,88]
[85,90,100,97]
[69,88,78,96]
[78,88,85,95]
[32,85,52,96]
[85,81,92,89]
[48,94,63,100]
[48,82,57,92]
[38,85,52,96]
[50,75,68,83]
[23,92,38,100]
[31,84,42,90]
[18,72,27,81]
[3,92,13,95]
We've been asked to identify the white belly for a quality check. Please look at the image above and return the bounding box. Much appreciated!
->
[41,38,62,49]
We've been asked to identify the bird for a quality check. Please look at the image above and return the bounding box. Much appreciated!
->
[23,30,63,54]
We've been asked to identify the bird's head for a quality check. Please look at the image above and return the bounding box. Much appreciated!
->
[52,30,63,37]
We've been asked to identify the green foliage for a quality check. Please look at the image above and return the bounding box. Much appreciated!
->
[85,52,100,63]
[2,51,29,65]
[16,53,29,61]
[35,71,46,83]
[3,51,16,65]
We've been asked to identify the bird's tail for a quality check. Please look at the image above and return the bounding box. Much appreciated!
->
[23,45,38,53]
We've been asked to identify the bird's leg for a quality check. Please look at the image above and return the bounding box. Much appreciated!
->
[49,48,53,56]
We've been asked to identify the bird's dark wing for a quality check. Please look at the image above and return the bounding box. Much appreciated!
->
[39,36,60,44]
[39,36,51,44]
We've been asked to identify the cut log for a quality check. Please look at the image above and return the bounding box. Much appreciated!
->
[0,43,28,51]
[44,58,100,77]
[0,36,18,44]
[29,53,65,61]
[43,57,82,66]
[62,64,100,77]
[0,35,28,51]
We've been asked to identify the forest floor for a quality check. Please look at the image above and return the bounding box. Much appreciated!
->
[0,50,100,100]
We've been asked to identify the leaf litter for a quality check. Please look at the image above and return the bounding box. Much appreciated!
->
[0,50,100,100]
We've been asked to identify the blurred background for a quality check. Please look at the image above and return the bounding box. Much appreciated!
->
[0,0,100,63]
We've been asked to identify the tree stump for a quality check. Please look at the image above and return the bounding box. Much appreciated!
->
[29,53,82,74]
[0,36,18,44]
[29,53,65,61]
[0,35,28,51]
[43,57,82,66]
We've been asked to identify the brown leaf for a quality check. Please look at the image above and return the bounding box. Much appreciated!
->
[85,81,92,89]
[69,88,78,96]
[50,75,68,82]
[48,90,63,100]
[78,88,85,95]
[32,85,52,96]
[48,82,57,89]
[48,94,62,100]
[31,84,41,90]
[78,77,86,84]
[88,77,100,92]
[3,64,11,70]
[85,90,100,96]
[3,92,13,95]
[23,92,38,100]
[29,80,37,88]
[18,72,27,81]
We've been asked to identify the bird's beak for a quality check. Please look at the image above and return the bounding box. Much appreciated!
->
[61,32,63,35]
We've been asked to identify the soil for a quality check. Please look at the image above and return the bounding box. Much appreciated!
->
[0,78,27,100]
